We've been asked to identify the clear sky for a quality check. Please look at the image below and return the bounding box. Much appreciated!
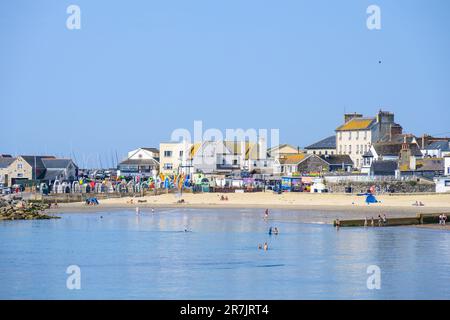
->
[1,0,449,168]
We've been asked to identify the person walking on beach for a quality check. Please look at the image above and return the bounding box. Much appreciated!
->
[443,214,448,225]
[377,215,382,227]
[382,214,388,226]
[371,217,375,227]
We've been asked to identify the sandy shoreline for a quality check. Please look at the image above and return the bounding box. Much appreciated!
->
[48,192,450,224]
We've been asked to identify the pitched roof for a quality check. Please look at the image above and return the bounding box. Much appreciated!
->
[20,156,56,168]
[425,141,450,151]
[305,136,336,150]
[336,118,375,131]
[416,158,445,172]
[371,160,398,175]
[42,159,76,169]
[0,157,15,169]
[373,143,422,157]
[42,170,66,181]
[119,158,159,166]
[279,154,308,165]
[141,147,159,153]
[320,155,353,165]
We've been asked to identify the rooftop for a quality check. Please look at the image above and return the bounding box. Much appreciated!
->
[336,118,375,131]
[305,135,336,150]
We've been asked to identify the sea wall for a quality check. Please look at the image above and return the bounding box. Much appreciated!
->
[326,180,435,194]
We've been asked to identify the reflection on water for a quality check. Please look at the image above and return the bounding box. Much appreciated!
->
[0,208,449,299]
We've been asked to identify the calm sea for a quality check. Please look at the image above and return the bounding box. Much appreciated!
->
[1,208,449,299]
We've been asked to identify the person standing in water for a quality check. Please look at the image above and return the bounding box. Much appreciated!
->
[264,209,269,220]
[136,207,140,215]
[263,242,268,251]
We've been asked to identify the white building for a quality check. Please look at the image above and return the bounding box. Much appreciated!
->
[335,110,401,169]
[159,141,193,175]
[422,140,450,158]
[189,139,273,174]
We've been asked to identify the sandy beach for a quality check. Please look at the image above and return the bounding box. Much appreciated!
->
[50,192,450,223]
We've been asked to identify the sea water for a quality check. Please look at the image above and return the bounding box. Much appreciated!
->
[0,208,449,299]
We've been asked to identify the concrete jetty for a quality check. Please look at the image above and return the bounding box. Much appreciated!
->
[333,213,448,227]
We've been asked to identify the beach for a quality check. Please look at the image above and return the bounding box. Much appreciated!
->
[51,192,450,223]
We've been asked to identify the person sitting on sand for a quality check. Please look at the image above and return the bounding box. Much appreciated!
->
[419,201,425,207]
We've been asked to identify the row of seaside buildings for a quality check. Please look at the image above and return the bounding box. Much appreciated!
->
[1,110,450,192]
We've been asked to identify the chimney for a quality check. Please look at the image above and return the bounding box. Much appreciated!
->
[344,112,363,123]
[409,156,416,171]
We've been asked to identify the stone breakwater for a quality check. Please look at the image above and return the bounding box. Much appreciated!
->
[0,199,60,221]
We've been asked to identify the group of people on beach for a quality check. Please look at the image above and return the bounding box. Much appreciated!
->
[439,213,447,225]
[413,201,425,207]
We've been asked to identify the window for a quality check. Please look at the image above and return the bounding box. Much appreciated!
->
[339,132,342,141]
[325,151,328,155]
[164,151,172,157]
[18,173,23,178]
[253,161,257,167]
[356,159,359,167]
[17,163,23,169]
[264,161,268,167]
[339,145,343,154]
[179,151,183,157]
[163,163,173,170]
[356,145,359,155]
[233,160,238,165]
[364,131,368,140]
[348,132,352,140]
[356,131,359,140]
[344,145,347,154]
[348,145,352,154]
[365,145,368,153]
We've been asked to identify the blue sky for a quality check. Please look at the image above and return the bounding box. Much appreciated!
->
[1,0,449,167]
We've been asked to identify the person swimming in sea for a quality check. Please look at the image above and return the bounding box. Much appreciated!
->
[269,227,273,235]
